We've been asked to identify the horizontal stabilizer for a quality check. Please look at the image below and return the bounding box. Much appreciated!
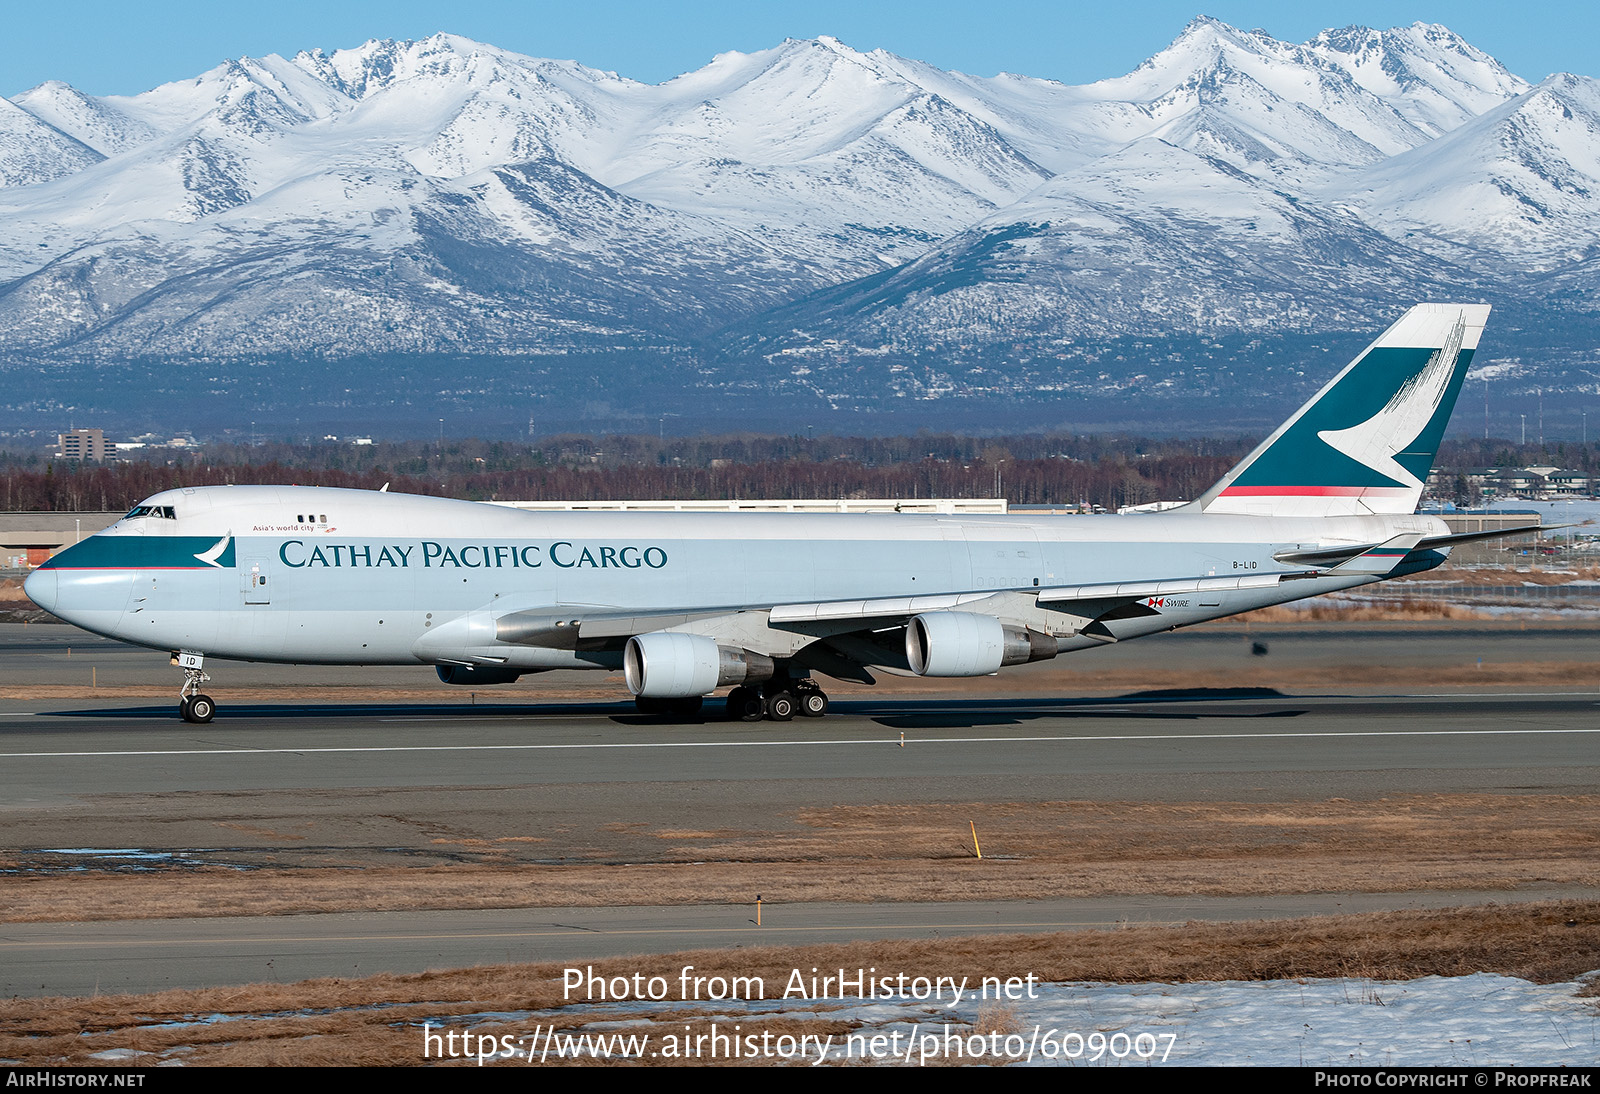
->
[1324,533,1425,575]
[1273,522,1558,569]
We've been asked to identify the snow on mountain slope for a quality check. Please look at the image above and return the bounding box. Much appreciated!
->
[9,81,159,157]
[0,147,825,358]
[291,35,642,181]
[592,37,1053,263]
[1062,17,1524,188]
[1310,22,1530,134]
[725,137,1485,358]
[0,18,1581,395]
[1346,73,1600,270]
[0,95,102,187]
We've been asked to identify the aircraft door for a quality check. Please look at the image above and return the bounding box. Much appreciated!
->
[243,556,271,604]
[961,523,1044,589]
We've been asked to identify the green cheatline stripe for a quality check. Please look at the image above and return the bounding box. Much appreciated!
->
[41,536,235,570]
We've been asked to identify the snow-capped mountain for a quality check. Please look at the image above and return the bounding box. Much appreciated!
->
[1344,72,1600,270]
[0,95,101,187]
[0,20,1591,432]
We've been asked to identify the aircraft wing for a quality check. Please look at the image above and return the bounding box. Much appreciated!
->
[1031,571,1317,641]
[488,573,1316,671]
[495,607,739,650]
[438,518,1558,685]
[767,591,1005,625]
[481,536,1471,660]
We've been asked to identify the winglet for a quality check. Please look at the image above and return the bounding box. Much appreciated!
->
[1197,304,1490,518]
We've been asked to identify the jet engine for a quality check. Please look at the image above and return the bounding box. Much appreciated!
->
[906,612,1058,677]
[436,664,523,686]
[624,632,775,698]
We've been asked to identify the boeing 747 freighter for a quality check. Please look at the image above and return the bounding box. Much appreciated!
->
[26,304,1529,723]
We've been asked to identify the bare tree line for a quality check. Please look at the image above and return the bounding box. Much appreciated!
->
[2,433,1587,514]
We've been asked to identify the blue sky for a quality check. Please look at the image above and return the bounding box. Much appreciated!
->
[3,1,1593,97]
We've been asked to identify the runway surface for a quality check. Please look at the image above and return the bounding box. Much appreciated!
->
[6,690,1600,818]
[3,621,1599,996]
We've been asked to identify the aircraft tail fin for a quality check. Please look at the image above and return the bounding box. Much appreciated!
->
[1196,303,1490,518]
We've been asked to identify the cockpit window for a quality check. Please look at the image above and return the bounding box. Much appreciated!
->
[123,505,176,520]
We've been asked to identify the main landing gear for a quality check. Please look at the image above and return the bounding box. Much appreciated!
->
[172,649,216,723]
[725,679,829,722]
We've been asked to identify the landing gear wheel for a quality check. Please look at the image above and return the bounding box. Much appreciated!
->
[796,686,829,717]
[183,694,216,723]
[174,652,213,722]
[765,690,797,721]
[725,687,765,722]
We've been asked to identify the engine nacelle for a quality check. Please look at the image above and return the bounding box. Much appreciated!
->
[906,612,1058,677]
[624,632,775,698]
[436,664,524,686]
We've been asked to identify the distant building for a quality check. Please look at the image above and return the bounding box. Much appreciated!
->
[56,429,108,461]
[0,511,122,568]
[1544,470,1592,496]
[1434,466,1594,501]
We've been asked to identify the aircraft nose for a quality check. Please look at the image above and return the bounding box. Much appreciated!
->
[22,567,57,613]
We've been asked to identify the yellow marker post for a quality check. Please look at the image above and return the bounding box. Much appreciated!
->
[756,896,762,926]
[971,821,982,860]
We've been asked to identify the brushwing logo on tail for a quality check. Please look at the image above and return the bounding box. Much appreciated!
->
[194,536,234,568]
[1314,316,1467,492]
[1198,304,1487,517]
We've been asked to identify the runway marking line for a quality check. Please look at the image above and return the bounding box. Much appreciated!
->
[4,725,1600,759]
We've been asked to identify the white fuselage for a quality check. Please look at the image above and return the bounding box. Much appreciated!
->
[25,485,1445,673]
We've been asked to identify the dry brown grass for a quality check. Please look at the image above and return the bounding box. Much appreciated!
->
[1246,598,1495,622]
[1432,564,1600,585]
[3,901,1598,1066]
[8,793,1599,923]
[971,1001,1023,1036]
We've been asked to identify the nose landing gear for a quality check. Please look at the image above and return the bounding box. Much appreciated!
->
[180,692,216,723]
[172,649,216,723]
